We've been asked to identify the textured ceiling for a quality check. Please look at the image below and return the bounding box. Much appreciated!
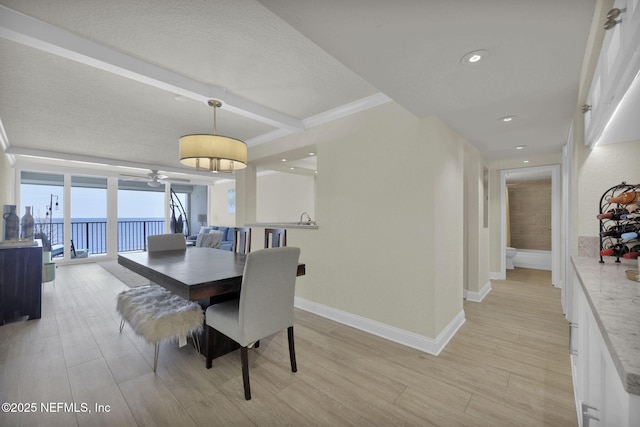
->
[0,0,597,179]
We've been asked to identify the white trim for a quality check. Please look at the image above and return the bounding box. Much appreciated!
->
[246,93,392,148]
[0,118,15,165]
[464,281,492,302]
[294,297,465,356]
[302,93,392,128]
[490,271,505,280]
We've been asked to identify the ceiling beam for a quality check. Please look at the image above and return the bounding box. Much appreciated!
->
[0,5,304,132]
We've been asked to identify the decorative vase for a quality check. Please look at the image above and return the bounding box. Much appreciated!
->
[21,206,34,240]
[2,204,19,241]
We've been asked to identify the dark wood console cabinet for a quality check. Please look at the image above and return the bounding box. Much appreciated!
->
[0,245,42,325]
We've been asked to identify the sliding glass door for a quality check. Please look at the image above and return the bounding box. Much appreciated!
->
[20,172,65,258]
[71,176,107,256]
[117,179,166,252]
[18,167,209,260]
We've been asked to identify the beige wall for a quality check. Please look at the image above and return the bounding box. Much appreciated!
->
[246,102,474,340]
[507,180,552,250]
[209,180,236,226]
[209,172,316,227]
[464,142,490,294]
[577,140,640,239]
[257,173,315,223]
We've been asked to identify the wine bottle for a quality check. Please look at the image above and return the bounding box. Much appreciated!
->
[606,191,639,205]
[621,232,639,241]
[600,243,640,257]
[620,212,640,220]
[600,223,640,238]
[597,208,628,220]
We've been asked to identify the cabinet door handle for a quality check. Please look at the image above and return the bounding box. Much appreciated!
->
[569,323,578,356]
[582,402,599,426]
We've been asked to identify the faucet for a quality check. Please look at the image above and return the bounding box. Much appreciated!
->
[299,212,313,224]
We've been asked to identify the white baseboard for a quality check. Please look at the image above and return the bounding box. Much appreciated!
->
[513,249,552,271]
[464,280,492,302]
[489,271,505,280]
[294,297,465,356]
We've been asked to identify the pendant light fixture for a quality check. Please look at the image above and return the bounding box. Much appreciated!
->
[179,100,247,173]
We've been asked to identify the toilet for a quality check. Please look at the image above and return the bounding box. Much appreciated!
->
[506,247,517,270]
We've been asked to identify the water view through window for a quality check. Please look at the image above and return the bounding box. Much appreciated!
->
[20,171,194,257]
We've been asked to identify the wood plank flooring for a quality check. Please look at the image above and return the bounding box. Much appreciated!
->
[0,265,576,426]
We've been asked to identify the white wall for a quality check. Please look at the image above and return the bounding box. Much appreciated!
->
[257,172,315,223]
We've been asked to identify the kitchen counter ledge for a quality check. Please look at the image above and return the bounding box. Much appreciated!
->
[245,222,318,230]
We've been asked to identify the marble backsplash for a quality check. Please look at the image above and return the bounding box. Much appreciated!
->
[578,236,600,258]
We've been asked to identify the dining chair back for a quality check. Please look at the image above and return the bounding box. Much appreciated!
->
[147,233,186,252]
[205,246,301,400]
[233,227,252,254]
[264,228,286,248]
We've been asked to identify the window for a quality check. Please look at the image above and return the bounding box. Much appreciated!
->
[20,172,65,257]
[71,176,107,256]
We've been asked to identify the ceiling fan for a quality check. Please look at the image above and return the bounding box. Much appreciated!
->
[119,170,190,187]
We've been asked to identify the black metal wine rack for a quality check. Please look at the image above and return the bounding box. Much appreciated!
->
[598,181,640,263]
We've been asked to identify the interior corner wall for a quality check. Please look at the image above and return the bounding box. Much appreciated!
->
[287,102,465,339]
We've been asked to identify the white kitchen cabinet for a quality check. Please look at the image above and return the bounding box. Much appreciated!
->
[584,0,640,147]
[571,267,640,427]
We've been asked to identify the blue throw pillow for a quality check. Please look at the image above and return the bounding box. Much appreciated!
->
[217,227,229,240]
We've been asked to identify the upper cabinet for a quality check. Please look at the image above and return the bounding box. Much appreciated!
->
[584,0,640,148]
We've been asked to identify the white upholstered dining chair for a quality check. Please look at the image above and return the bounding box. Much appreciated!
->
[147,233,186,252]
[205,246,301,400]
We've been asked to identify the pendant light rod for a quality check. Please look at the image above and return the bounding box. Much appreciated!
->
[208,99,222,135]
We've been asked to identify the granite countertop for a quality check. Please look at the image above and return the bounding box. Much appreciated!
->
[571,256,640,396]
[245,222,318,230]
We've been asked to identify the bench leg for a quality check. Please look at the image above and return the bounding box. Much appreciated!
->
[153,343,160,373]
[119,317,125,333]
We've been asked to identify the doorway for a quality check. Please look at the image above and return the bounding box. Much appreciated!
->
[499,165,561,288]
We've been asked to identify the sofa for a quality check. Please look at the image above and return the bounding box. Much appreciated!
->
[187,226,236,251]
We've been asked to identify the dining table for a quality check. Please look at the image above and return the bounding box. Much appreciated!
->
[117,247,306,359]
[118,247,306,301]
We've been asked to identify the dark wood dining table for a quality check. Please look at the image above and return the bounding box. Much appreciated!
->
[117,247,306,359]
[118,247,306,302]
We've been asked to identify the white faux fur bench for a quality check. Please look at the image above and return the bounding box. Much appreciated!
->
[116,285,203,372]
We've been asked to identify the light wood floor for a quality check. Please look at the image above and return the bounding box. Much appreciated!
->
[0,265,576,426]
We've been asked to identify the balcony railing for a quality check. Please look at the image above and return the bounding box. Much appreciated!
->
[49,219,167,256]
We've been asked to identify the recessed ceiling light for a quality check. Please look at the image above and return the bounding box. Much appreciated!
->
[290,167,295,170]
[461,49,489,65]
[500,115,517,122]
[281,158,287,162]
[308,152,316,156]
[516,145,525,150]
[523,160,530,163]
